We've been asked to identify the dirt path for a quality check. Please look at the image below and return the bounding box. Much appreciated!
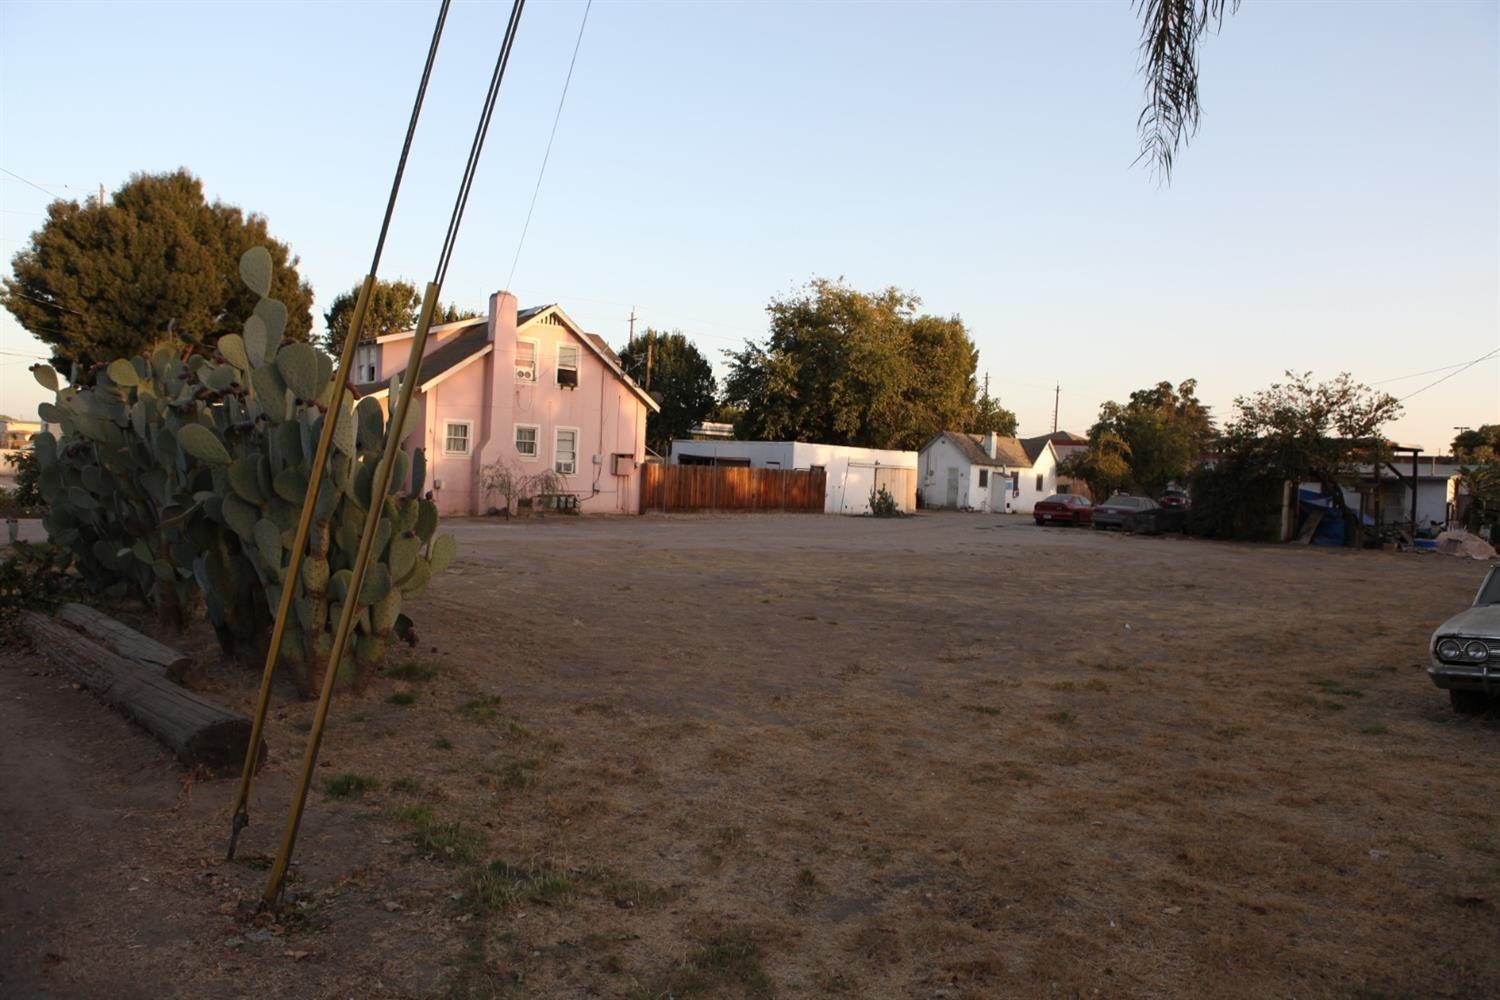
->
[2,512,1497,998]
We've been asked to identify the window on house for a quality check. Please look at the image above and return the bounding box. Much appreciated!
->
[443,420,472,457]
[554,427,578,475]
[978,470,990,488]
[1010,471,1020,494]
[355,344,378,383]
[1035,473,1044,493]
[515,339,538,382]
[556,343,579,388]
[514,424,538,459]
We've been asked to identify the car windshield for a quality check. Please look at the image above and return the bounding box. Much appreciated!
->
[1476,568,1500,607]
[1043,495,1069,504]
[1107,497,1145,509]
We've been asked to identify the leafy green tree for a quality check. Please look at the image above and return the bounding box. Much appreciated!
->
[321,278,479,353]
[723,279,1010,450]
[1,169,313,374]
[616,330,718,454]
[1452,425,1500,464]
[971,390,1019,437]
[1451,425,1500,531]
[1222,371,1402,522]
[1085,379,1213,494]
[1058,431,1133,500]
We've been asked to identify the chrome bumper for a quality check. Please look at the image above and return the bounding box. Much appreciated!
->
[1429,660,1500,696]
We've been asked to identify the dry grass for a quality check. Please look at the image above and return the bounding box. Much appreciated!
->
[2,513,1497,998]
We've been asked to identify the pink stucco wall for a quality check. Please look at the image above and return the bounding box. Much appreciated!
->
[362,293,651,516]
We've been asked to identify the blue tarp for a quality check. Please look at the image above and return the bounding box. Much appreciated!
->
[1297,489,1374,546]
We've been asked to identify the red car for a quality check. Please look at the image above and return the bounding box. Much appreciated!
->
[1159,488,1191,510]
[1033,494,1094,526]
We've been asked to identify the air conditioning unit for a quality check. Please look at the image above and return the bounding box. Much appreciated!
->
[612,453,635,476]
[558,368,579,388]
[515,365,535,382]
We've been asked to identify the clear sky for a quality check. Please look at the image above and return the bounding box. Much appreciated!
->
[2,0,1496,450]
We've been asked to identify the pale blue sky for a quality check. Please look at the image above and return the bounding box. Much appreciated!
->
[2,0,1496,450]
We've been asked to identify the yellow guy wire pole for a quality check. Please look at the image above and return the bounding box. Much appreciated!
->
[225,0,452,860]
[261,284,440,908]
[225,276,373,859]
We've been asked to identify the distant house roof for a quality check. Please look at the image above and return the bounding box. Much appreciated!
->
[353,324,491,397]
[1019,432,1085,464]
[923,431,1033,468]
[516,304,548,326]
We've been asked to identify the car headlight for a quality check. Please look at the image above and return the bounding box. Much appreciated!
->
[1437,638,1463,660]
[1464,640,1490,662]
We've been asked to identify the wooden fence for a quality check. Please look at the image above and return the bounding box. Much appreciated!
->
[640,465,826,514]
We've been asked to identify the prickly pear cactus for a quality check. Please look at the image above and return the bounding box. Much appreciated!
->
[31,247,454,695]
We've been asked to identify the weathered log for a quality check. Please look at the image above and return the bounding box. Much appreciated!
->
[21,612,263,775]
[55,602,194,679]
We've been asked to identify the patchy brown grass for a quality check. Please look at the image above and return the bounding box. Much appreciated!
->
[2,513,1497,998]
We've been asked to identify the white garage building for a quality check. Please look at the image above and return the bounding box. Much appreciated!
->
[668,439,918,515]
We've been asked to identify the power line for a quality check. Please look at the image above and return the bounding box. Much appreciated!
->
[1371,356,1496,386]
[1398,347,1500,403]
[506,0,592,291]
[0,168,63,200]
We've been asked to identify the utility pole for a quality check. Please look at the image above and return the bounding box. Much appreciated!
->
[627,306,636,351]
[982,370,990,400]
[645,329,653,391]
[1052,383,1060,434]
[98,182,105,206]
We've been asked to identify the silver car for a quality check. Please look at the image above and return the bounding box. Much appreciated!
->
[1429,564,1500,714]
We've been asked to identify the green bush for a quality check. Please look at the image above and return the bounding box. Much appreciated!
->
[0,541,80,635]
[1184,459,1284,541]
[30,248,455,695]
[868,483,900,518]
[2,449,44,514]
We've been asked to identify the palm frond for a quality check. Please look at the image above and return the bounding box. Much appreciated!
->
[1134,0,1239,182]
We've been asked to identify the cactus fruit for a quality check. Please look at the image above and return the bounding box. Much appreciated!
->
[30,247,455,695]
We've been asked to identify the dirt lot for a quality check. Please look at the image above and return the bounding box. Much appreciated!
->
[2,512,1497,999]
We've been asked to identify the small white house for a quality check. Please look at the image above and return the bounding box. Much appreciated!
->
[918,431,1088,514]
[668,439,918,514]
[1313,458,1464,531]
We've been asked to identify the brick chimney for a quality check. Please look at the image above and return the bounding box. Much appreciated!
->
[488,290,518,343]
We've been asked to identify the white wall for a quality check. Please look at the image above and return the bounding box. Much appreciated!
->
[1008,444,1060,514]
[669,440,918,514]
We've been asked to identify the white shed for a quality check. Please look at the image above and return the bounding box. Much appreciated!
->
[668,439,918,514]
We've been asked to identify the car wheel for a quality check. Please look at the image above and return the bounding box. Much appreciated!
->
[1034,518,1044,527]
[1450,690,1492,715]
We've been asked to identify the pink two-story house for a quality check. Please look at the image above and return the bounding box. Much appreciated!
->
[352,291,659,515]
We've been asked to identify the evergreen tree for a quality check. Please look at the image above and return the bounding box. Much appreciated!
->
[1,169,314,374]
[617,330,717,454]
[321,278,480,353]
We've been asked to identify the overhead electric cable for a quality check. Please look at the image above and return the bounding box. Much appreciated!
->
[507,0,593,289]
[0,167,63,200]
[1399,347,1500,403]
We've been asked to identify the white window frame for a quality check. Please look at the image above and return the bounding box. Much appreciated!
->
[442,419,473,457]
[513,423,540,461]
[355,343,378,383]
[514,337,539,383]
[553,426,579,476]
[556,341,580,387]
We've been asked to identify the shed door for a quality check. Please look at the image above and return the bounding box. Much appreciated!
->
[945,467,960,508]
